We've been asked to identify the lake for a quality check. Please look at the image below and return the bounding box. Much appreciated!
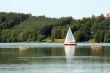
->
[0,43,110,73]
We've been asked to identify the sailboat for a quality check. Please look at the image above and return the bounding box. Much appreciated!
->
[64,27,77,46]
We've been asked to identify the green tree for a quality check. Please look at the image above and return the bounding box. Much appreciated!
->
[104,30,110,42]
[74,31,85,42]
[94,30,105,42]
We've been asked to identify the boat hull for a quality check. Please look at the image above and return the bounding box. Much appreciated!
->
[64,43,77,46]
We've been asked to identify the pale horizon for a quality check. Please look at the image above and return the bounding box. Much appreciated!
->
[0,0,110,19]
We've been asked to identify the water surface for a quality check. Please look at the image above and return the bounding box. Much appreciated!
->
[0,43,110,73]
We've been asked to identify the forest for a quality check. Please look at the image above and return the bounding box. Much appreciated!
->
[0,12,110,43]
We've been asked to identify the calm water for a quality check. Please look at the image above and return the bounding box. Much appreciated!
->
[0,43,110,73]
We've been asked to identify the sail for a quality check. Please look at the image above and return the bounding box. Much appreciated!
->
[64,27,75,43]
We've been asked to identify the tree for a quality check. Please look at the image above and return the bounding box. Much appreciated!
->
[94,30,105,42]
[104,30,110,42]
[0,12,110,43]
[37,34,46,42]
[74,31,85,42]
[80,22,91,40]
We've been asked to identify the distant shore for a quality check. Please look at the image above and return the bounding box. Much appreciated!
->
[0,12,110,43]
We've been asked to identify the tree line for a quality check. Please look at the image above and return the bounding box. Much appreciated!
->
[0,12,110,42]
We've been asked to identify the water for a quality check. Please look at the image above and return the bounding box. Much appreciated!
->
[0,43,110,73]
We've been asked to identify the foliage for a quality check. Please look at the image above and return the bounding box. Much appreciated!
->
[0,12,110,42]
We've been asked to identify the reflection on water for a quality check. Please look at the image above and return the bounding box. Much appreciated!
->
[19,45,28,54]
[64,46,76,58]
[91,46,103,56]
[64,45,76,63]
[0,45,110,73]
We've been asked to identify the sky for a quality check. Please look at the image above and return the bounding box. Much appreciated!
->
[0,0,110,19]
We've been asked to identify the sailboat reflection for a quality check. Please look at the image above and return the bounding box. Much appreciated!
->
[64,45,76,63]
